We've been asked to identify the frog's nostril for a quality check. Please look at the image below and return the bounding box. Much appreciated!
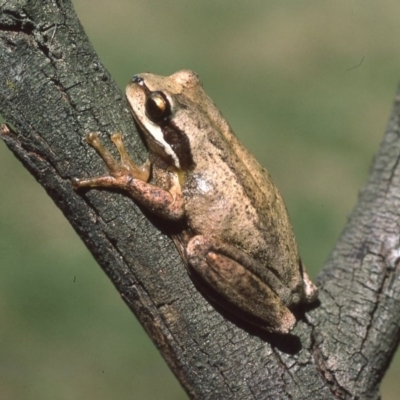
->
[132,75,144,85]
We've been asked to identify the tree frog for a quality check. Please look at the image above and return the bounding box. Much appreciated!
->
[72,70,318,334]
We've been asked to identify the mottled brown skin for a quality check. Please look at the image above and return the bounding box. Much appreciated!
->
[73,70,318,334]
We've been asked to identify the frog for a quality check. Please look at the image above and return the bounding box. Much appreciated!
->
[72,70,318,334]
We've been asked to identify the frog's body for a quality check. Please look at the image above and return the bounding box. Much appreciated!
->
[73,70,317,333]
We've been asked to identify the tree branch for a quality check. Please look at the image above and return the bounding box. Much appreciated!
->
[1,1,399,398]
[309,93,400,398]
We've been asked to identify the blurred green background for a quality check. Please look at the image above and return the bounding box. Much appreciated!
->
[1,1,399,398]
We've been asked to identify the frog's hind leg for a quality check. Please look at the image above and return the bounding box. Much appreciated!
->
[186,235,296,334]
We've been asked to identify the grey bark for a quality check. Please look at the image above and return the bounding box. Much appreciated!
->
[0,1,399,399]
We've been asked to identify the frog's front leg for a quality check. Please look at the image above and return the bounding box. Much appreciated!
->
[72,132,185,220]
[186,236,297,334]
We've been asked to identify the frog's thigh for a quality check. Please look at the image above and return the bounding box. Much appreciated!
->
[186,235,296,333]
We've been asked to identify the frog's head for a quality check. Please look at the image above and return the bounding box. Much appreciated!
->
[126,70,229,171]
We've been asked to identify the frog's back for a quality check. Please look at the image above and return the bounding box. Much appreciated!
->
[183,122,303,292]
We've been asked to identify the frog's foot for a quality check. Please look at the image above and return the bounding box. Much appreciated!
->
[72,132,150,190]
[186,235,296,334]
[301,268,318,303]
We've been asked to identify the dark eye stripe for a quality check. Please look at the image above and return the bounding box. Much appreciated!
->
[161,122,194,170]
[134,80,194,170]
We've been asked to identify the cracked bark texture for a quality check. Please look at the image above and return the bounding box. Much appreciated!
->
[0,1,399,399]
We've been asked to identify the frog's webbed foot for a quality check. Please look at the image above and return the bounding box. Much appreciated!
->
[72,132,150,190]
[186,235,297,334]
[72,132,185,220]
[301,267,318,303]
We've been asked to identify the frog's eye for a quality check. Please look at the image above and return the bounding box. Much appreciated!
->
[145,91,171,123]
